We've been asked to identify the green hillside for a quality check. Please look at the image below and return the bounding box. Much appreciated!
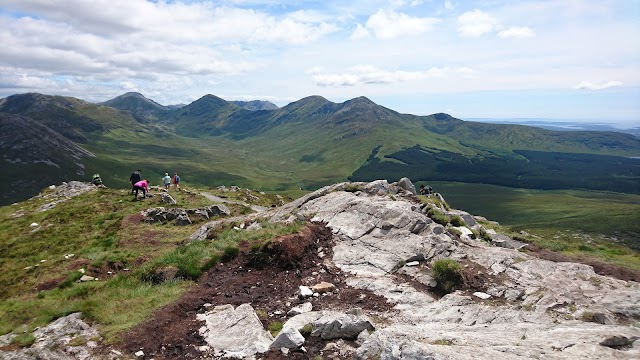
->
[1,92,639,206]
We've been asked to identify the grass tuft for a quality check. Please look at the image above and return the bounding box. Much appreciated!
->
[431,258,462,293]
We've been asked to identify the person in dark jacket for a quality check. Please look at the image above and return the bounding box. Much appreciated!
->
[130,169,141,194]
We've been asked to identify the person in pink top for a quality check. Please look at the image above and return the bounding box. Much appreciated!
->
[133,179,149,199]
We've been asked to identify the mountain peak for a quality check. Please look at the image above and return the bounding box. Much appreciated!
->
[102,92,166,110]
[347,96,375,105]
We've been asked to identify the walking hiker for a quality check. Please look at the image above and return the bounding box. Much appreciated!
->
[173,173,181,190]
[133,179,149,200]
[130,169,141,194]
[162,172,171,190]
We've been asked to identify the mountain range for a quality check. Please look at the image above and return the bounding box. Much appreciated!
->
[1,91,639,205]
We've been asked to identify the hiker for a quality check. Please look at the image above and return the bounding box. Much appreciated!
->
[91,173,105,188]
[419,184,433,195]
[173,173,181,190]
[133,179,149,199]
[162,172,171,190]
[129,169,141,194]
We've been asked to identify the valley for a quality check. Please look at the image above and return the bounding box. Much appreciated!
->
[1,91,639,259]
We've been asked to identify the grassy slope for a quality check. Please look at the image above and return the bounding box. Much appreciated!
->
[1,179,638,344]
[0,184,297,340]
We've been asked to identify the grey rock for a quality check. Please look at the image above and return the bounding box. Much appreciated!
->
[397,177,417,195]
[0,313,99,360]
[311,313,375,340]
[161,193,177,204]
[174,214,192,226]
[593,312,615,325]
[204,204,231,217]
[363,180,390,195]
[461,213,477,227]
[270,327,305,349]
[190,179,640,359]
[288,302,313,316]
[600,335,639,348]
[197,303,273,358]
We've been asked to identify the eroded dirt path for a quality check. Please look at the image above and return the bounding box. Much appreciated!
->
[116,223,393,360]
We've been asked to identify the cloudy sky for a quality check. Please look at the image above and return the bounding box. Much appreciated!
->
[1,0,639,125]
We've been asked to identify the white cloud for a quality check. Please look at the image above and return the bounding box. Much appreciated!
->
[457,10,497,37]
[360,9,440,39]
[444,1,455,10]
[498,26,535,39]
[351,24,370,39]
[120,81,139,92]
[574,81,623,90]
[312,65,473,86]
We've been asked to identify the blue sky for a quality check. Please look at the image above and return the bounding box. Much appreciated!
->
[0,0,638,126]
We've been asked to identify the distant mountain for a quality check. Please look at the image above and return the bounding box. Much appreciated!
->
[0,93,142,143]
[1,91,639,205]
[230,100,278,111]
[101,92,169,122]
[0,113,95,204]
[467,118,640,137]
[166,103,186,110]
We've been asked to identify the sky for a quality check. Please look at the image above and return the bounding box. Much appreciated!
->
[0,0,639,126]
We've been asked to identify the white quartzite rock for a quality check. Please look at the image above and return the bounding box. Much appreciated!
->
[260,179,640,360]
[0,313,100,360]
[196,304,273,358]
[288,302,313,316]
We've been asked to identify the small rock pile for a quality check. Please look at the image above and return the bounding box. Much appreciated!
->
[141,204,230,226]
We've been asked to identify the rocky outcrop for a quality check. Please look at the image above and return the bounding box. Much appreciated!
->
[142,204,230,225]
[0,313,99,360]
[263,179,640,359]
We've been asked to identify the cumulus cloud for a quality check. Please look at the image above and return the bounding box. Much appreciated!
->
[311,65,474,86]
[498,26,535,38]
[356,9,440,40]
[574,81,623,90]
[457,10,497,37]
[351,24,370,40]
[0,1,338,83]
[444,1,455,10]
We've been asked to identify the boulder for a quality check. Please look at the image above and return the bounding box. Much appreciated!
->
[204,204,231,217]
[363,180,389,195]
[288,302,313,316]
[397,177,417,195]
[311,313,375,340]
[161,193,177,205]
[0,313,100,360]
[197,304,273,358]
[174,214,192,226]
[269,327,305,349]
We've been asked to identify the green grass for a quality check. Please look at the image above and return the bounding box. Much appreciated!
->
[430,258,462,293]
[0,183,300,341]
[433,182,640,269]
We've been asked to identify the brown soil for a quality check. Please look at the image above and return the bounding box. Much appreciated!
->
[523,244,640,282]
[114,222,393,360]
